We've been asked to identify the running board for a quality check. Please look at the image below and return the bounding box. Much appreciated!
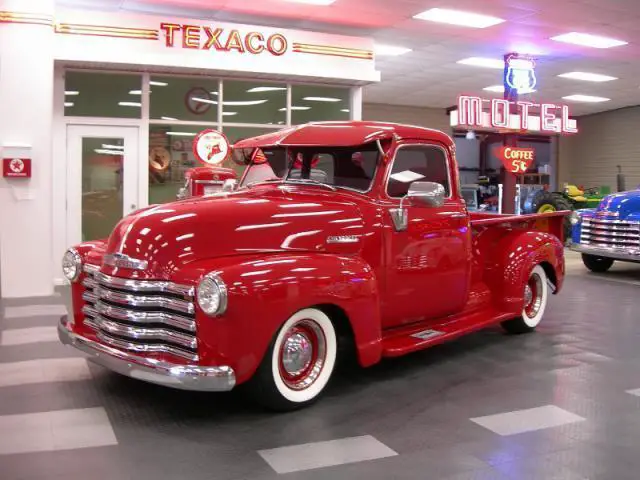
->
[381,309,515,358]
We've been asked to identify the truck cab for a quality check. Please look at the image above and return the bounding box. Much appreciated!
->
[570,189,640,271]
[59,121,566,410]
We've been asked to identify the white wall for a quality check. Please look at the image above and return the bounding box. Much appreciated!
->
[559,106,640,191]
[0,0,55,298]
[362,103,451,134]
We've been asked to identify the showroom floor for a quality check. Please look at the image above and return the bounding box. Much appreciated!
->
[1,251,640,480]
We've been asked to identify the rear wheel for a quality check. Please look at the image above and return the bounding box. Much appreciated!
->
[501,265,549,334]
[246,308,337,411]
[582,254,614,273]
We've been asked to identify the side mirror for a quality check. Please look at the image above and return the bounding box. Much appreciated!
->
[389,181,446,232]
[222,179,238,192]
[407,181,446,208]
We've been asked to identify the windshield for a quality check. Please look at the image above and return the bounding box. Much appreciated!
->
[237,143,380,192]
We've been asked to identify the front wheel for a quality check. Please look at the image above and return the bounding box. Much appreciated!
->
[582,254,614,273]
[501,265,549,334]
[246,308,337,411]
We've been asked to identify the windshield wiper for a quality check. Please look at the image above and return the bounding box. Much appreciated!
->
[281,178,337,191]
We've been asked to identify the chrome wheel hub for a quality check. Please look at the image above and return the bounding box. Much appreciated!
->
[281,332,313,376]
[524,284,533,306]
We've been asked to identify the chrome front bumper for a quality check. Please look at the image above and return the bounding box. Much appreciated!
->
[58,315,236,392]
[570,243,640,263]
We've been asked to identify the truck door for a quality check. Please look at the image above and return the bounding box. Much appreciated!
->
[381,143,471,328]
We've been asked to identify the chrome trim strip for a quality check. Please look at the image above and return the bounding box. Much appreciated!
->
[84,317,99,331]
[326,235,360,244]
[94,271,194,297]
[82,305,97,318]
[82,291,97,303]
[95,286,194,315]
[95,300,196,332]
[581,229,639,238]
[58,316,235,392]
[83,264,100,274]
[97,331,198,362]
[571,243,640,261]
[583,218,640,225]
[96,315,197,350]
[82,277,97,289]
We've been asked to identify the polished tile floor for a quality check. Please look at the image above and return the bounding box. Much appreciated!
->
[1,251,640,479]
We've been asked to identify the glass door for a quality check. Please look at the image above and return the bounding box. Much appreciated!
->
[66,125,139,244]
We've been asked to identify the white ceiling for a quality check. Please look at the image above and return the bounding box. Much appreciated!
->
[57,0,640,116]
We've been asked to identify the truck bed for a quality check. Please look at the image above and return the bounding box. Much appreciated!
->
[470,211,568,241]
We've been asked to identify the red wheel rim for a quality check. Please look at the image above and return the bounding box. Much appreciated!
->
[524,272,543,318]
[278,319,326,391]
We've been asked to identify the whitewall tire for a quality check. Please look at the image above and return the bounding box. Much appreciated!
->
[501,265,549,334]
[247,308,338,411]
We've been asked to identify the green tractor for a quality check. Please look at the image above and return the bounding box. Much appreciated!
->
[527,184,610,241]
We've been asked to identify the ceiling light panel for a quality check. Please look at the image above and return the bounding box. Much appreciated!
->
[558,72,618,82]
[247,87,287,93]
[457,57,504,69]
[303,97,342,102]
[551,32,627,49]
[414,8,505,28]
[563,94,610,103]
[483,85,505,92]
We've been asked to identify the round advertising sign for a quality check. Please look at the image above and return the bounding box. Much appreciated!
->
[192,129,230,166]
[185,87,213,115]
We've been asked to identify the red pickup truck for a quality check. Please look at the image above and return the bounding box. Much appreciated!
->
[59,122,566,410]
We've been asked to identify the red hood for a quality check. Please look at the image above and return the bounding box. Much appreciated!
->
[100,186,365,279]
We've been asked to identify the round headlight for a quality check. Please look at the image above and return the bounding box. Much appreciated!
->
[196,273,227,316]
[62,248,82,282]
[569,211,580,225]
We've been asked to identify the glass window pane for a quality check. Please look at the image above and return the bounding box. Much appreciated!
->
[82,137,124,241]
[222,80,286,125]
[150,76,219,122]
[387,146,450,198]
[291,84,350,124]
[148,125,205,205]
[223,126,284,177]
[65,72,141,118]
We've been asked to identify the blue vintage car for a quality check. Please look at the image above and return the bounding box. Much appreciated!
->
[570,190,640,271]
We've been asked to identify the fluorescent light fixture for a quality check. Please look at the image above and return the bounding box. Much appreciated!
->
[341,109,350,113]
[119,101,142,107]
[209,91,219,95]
[414,8,505,28]
[457,57,504,69]
[129,89,142,95]
[64,102,74,107]
[166,132,197,136]
[247,86,287,93]
[284,0,335,4]
[562,94,610,103]
[222,112,238,116]
[303,97,342,102]
[558,71,618,82]
[483,85,505,92]
[65,90,79,96]
[94,149,123,155]
[161,116,177,121]
[102,144,124,150]
[374,44,412,56]
[149,81,168,86]
[279,106,311,111]
[191,97,267,106]
[551,32,627,49]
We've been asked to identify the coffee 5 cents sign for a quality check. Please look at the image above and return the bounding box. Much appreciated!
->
[498,146,535,174]
[193,129,230,166]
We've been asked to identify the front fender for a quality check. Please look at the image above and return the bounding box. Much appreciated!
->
[173,254,381,384]
[487,231,564,314]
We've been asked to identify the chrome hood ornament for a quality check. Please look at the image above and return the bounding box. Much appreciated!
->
[103,252,148,270]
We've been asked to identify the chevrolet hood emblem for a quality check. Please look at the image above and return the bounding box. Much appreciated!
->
[103,252,148,270]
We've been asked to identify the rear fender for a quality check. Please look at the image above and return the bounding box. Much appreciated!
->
[486,231,564,314]
[174,254,382,384]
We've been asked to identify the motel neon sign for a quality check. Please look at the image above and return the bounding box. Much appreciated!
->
[456,95,579,134]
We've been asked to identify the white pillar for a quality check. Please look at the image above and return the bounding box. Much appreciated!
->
[0,0,55,298]
[350,86,363,121]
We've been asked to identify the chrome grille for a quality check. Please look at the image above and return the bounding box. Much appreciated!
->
[580,218,640,250]
[81,265,198,361]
